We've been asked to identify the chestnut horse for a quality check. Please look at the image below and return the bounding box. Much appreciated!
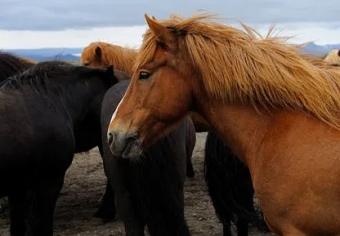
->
[81,41,210,132]
[81,42,138,75]
[107,13,340,235]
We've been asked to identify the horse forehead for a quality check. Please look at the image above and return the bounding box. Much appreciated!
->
[152,47,178,66]
[153,47,168,59]
[82,47,96,58]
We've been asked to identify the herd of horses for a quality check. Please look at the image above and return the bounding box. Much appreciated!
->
[1,12,340,236]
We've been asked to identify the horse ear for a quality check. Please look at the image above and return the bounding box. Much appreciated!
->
[144,14,177,51]
[95,46,102,59]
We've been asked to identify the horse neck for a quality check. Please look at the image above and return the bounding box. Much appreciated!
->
[72,87,105,123]
[196,97,269,167]
[43,82,100,125]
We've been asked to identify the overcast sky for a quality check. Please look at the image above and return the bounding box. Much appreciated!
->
[1,0,340,49]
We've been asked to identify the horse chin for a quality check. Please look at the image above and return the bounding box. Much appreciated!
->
[121,139,144,160]
[108,130,144,159]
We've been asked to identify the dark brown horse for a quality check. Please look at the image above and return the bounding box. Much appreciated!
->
[107,14,340,235]
[102,79,195,235]
[0,61,115,236]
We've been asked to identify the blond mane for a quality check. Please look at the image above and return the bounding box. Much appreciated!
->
[136,14,340,130]
[81,42,138,75]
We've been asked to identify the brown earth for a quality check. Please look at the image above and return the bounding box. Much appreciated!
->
[0,133,274,236]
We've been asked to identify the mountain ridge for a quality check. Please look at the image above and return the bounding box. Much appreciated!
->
[2,42,340,61]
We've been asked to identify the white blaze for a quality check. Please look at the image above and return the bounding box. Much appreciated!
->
[107,92,126,138]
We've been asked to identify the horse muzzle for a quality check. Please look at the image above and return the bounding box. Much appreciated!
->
[107,130,143,159]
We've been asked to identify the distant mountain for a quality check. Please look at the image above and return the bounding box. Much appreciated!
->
[1,48,83,61]
[19,54,80,61]
[300,43,340,56]
[2,43,340,61]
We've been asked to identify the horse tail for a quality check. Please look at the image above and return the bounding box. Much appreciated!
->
[204,131,257,225]
[185,117,196,178]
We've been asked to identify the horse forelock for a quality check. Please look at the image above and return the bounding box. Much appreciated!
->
[81,42,138,76]
[137,13,340,130]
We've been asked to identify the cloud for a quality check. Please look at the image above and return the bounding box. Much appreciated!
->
[1,0,340,31]
[2,22,340,50]
[0,26,147,49]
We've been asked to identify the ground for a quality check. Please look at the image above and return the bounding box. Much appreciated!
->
[0,133,274,236]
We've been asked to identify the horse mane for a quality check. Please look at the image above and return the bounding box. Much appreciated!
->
[324,49,340,64]
[81,42,138,76]
[0,52,36,80]
[137,13,340,130]
[0,60,104,93]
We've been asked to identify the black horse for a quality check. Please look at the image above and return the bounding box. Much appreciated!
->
[0,52,121,220]
[100,79,196,236]
[0,61,116,236]
[0,52,36,214]
[204,131,270,236]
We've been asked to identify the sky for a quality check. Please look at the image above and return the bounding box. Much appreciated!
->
[1,0,340,49]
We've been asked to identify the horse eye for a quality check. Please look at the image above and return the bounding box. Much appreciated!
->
[83,62,90,66]
[139,71,151,80]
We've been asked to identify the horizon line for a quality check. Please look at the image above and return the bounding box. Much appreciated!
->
[2,41,340,51]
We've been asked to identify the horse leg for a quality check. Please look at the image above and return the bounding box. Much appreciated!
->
[235,185,256,236]
[185,154,195,178]
[147,213,191,236]
[146,190,190,236]
[146,132,191,236]
[113,182,145,236]
[123,218,145,236]
[117,198,146,236]
[236,218,249,236]
[185,119,196,178]
[94,144,117,220]
[93,179,116,221]
[8,191,27,236]
[221,220,233,236]
[28,175,65,236]
[0,197,9,214]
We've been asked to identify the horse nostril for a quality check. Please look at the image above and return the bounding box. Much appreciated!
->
[108,133,114,145]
